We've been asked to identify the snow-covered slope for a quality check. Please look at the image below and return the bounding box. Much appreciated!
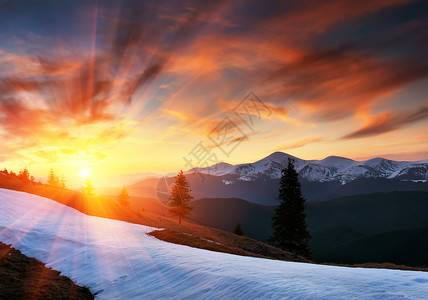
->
[190,152,428,183]
[1,189,428,299]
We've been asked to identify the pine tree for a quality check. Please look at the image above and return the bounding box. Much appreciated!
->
[47,168,59,187]
[83,177,95,197]
[233,222,244,236]
[18,168,30,182]
[60,175,66,189]
[269,158,311,258]
[168,170,193,224]
[118,186,131,207]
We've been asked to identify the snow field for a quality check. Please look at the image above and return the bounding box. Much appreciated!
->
[0,189,427,299]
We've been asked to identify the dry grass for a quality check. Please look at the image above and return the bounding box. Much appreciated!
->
[148,226,310,263]
[0,242,93,299]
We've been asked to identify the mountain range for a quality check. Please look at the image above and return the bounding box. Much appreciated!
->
[128,152,428,205]
[189,152,428,184]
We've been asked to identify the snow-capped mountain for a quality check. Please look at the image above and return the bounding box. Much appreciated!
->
[189,152,428,184]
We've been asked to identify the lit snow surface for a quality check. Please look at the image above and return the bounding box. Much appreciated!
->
[1,189,428,299]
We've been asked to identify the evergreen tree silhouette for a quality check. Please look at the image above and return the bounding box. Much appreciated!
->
[83,177,95,197]
[233,222,244,236]
[60,175,67,190]
[18,168,30,182]
[168,170,193,224]
[118,186,131,207]
[269,158,311,258]
[47,168,58,186]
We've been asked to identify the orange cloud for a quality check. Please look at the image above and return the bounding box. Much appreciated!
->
[275,136,325,151]
[163,109,234,137]
[264,46,428,122]
[216,98,289,121]
[343,107,428,139]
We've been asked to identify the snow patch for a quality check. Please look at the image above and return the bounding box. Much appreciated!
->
[238,176,253,181]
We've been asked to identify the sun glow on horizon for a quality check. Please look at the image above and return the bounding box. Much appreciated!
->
[79,168,91,178]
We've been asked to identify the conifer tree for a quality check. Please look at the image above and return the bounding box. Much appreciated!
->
[83,177,95,197]
[60,175,66,189]
[47,168,59,187]
[118,186,131,207]
[168,170,193,224]
[18,168,30,182]
[233,222,244,236]
[269,158,311,258]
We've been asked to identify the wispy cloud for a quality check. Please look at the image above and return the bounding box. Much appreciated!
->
[275,136,325,151]
[343,106,428,139]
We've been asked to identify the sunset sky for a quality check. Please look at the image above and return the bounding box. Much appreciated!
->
[1,0,427,187]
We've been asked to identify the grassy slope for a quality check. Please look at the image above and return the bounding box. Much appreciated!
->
[0,242,93,299]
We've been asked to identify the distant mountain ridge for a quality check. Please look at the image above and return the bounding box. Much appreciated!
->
[128,152,428,205]
[188,152,428,184]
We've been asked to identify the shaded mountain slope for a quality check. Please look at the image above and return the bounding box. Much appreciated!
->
[306,191,428,233]
[316,228,428,267]
[183,191,428,267]
[189,197,275,242]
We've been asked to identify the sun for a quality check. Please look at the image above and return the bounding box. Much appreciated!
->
[79,168,91,178]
